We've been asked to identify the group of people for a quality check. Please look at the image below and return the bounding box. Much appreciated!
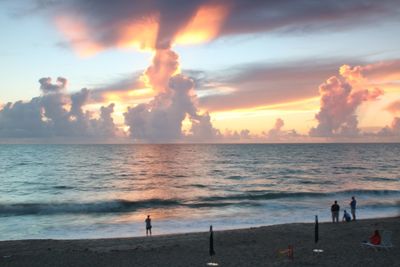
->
[330,196,357,223]
[146,196,382,245]
[330,197,383,245]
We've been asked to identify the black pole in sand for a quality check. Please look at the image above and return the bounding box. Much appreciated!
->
[209,225,215,257]
[315,215,319,244]
[207,225,218,266]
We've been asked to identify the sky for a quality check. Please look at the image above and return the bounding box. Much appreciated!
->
[0,0,400,143]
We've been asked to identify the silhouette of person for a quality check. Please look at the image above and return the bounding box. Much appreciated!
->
[145,215,152,236]
[350,196,357,221]
[342,210,351,222]
[331,200,340,223]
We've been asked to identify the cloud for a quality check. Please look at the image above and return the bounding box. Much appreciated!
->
[219,0,400,36]
[340,59,400,82]
[377,117,400,137]
[0,77,120,139]
[198,59,346,111]
[39,76,67,94]
[34,0,399,54]
[309,68,383,137]
[124,49,219,142]
[261,118,303,141]
[89,73,145,102]
[386,100,400,114]
[144,49,180,93]
[222,129,252,141]
[266,118,284,139]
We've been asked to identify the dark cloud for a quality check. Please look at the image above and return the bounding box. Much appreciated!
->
[36,0,400,51]
[39,76,67,94]
[220,0,399,36]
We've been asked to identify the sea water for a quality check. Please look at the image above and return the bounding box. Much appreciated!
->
[0,144,399,240]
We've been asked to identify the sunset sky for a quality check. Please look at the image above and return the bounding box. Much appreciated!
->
[1,0,400,142]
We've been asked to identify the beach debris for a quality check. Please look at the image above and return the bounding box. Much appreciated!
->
[278,245,294,260]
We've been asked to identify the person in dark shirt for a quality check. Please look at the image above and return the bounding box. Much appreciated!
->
[350,196,357,221]
[331,200,340,223]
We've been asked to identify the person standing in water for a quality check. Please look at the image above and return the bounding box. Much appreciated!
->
[350,196,357,221]
[145,215,152,236]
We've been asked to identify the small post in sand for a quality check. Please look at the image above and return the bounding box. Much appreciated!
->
[313,215,324,255]
[207,225,218,266]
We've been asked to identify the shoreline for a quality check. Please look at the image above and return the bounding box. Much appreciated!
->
[0,216,398,266]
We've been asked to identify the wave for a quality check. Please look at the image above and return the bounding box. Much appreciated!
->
[0,199,180,216]
[226,175,244,180]
[198,189,400,202]
[53,186,75,190]
[198,192,327,202]
[1,190,398,217]
[362,177,396,182]
[333,166,368,170]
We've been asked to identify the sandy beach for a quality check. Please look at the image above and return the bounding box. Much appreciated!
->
[0,217,398,267]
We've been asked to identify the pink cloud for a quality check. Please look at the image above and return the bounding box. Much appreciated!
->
[310,71,383,137]
[386,100,400,115]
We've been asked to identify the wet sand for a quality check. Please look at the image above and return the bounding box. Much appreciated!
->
[0,217,398,267]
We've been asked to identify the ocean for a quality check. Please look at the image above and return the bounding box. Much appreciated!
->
[0,144,399,240]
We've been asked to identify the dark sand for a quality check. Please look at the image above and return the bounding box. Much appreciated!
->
[0,217,398,267]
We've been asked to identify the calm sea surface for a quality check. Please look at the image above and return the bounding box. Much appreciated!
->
[0,144,399,240]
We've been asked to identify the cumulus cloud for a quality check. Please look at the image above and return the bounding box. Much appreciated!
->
[144,49,180,93]
[222,129,252,141]
[310,68,383,137]
[124,49,219,142]
[377,117,400,137]
[266,118,284,139]
[39,76,67,94]
[261,118,303,141]
[0,77,119,139]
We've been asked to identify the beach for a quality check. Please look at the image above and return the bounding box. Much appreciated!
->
[0,216,398,267]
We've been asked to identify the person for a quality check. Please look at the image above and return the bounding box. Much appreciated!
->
[145,215,152,236]
[331,200,340,223]
[350,196,357,221]
[368,230,381,245]
[342,210,351,222]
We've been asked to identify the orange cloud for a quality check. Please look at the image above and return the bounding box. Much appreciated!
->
[116,15,160,51]
[386,100,400,114]
[175,4,229,45]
